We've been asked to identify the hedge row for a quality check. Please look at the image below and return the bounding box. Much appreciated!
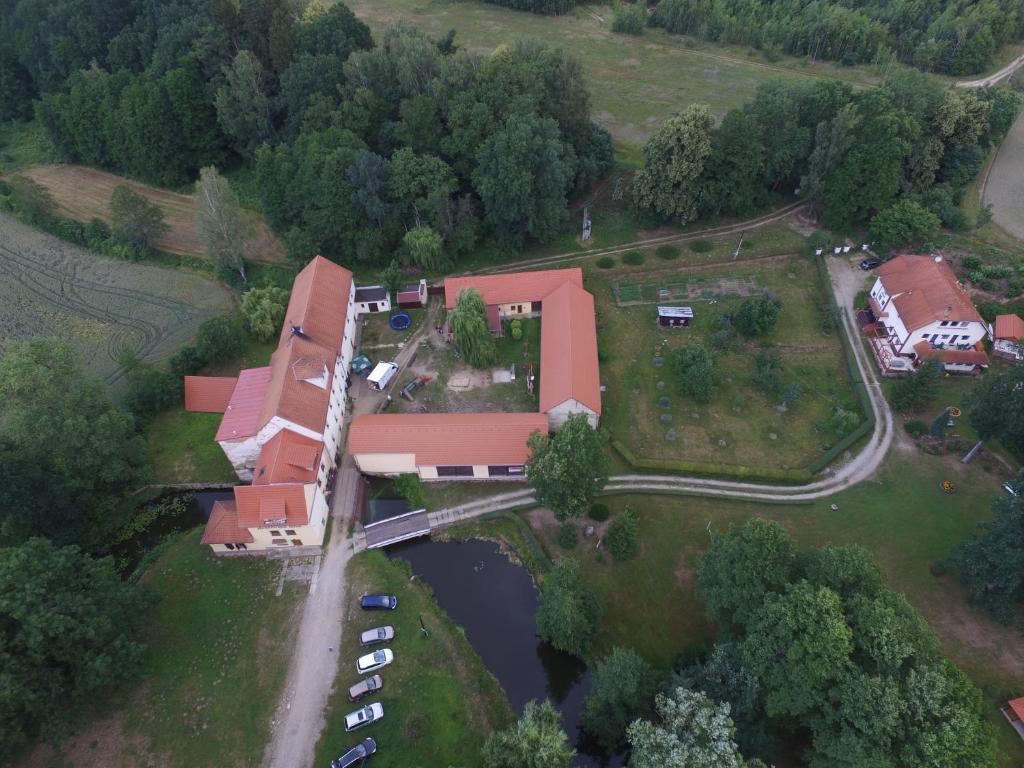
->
[611,440,814,484]
[806,256,876,474]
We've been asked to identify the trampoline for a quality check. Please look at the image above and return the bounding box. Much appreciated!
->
[389,311,412,331]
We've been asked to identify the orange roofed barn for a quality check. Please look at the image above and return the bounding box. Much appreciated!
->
[347,267,601,480]
[187,255,363,554]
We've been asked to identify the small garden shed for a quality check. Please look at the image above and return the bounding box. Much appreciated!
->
[657,306,693,328]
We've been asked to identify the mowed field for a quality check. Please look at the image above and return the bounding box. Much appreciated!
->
[0,212,233,384]
[347,0,876,162]
[983,106,1024,240]
[16,164,287,264]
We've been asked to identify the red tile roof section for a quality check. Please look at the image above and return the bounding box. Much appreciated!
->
[279,255,353,351]
[201,501,254,545]
[444,268,583,309]
[258,335,335,435]
[912,341,989,366]
[876,255,982,330]
[215,366,273,442]
[994,314,1024,341]
[253,429,323,486]
[234,484,310,527]
[1009,697,1024,722]
[348,412,548,466]
[539,283,602,415]
[184,376,238,413]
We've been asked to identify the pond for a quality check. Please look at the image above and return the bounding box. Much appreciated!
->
[389,538,626,767]
[110,489,232,576]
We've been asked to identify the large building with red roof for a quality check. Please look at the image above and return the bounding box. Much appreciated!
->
[347,267,601,479]
[190,256,360,554]
[866,255,989,374]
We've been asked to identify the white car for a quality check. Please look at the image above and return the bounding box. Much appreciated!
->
[360,625,395,646]
[356,648,394,674]
[344,702,383,732]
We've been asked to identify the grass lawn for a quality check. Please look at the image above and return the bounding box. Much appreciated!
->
[359,306,428,350]
[590,253,859,473]
[146,408,237,484]
[519,446,1024,765]
[347,1,878,164]
[24,529,300,768]
[313,549,513,767]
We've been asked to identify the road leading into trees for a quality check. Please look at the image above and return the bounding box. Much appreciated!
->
[955,52,1024,88]
[464,200,809,276]
[427,256,895,528]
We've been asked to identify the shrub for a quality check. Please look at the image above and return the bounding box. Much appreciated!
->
[606,507,639,561]
[511,324,524,340]
[590,504,610,521]
[904,419,928,438]
[611,1,647,34]
[671,344,717,403]
[195,314,246,365]
[689,238,714,253]
[735,295,782,338]
[596,256,615,269]
[1007,279,1022,298]
[558,522,578,549]
[961,255,982,271]
[169,346,203,378]
[655,244,680,260]
[753,349,782,398]
[83,217,111,249]
[393,474,426,509]
[781,384,803,407]
[622,250,644,265]
[820,303,840,334]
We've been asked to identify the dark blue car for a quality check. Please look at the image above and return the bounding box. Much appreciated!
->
[331,737,377,767]
[360,594,397,610]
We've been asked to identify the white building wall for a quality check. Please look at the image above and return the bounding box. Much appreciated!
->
[220,436,261,480]
[546,399,599,431]
[354,452,418,475]
[354,293,392,315]
[901,320,987,354]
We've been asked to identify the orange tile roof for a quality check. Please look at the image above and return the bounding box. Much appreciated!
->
[253,429,323,486]
[994,314,1024,341]
[1009,697,1024,722]
[184,376,238,413]
[348,412,548,466]
[258,335,334,435]
[913,341,989,366]
[216,367,273,442]
[876,255,982,330]
[444,268,583,309]
[201,501,254,545]
[234,483,310,527]
[279,255,353,352]
[539,283,602,415]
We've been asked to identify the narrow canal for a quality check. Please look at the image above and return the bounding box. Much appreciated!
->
[389,538,626,767]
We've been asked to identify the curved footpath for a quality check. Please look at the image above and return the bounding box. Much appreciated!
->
[955,53,1024,88]
[428,255,895,529]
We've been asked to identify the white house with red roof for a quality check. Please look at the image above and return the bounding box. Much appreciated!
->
[866,255,989,374]
[187,256,361,554]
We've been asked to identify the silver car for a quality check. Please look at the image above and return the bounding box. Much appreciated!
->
[359,625,395,646]
[344,702,383,732]
[348,674,382,702]
[356,648,393,674]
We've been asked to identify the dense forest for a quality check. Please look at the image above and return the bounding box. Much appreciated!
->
[1,0,611,268]
[632,71,1021,247]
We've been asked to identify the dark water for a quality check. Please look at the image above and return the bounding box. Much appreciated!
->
[110,490,231,575]
[389,538,626,767]
[363,477,413,525]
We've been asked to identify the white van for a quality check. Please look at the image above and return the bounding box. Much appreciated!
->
[366,362,398,391]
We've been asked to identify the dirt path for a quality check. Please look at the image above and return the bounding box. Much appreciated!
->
[427,256,893,525]
[955,52,1024,88]
[261,454,362,768]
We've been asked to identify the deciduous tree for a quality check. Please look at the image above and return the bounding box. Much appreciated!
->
[195,166,249,283]
[870,199,940,252]
[109,184,168,252]
[582,646,659,751]
[481,699,575,768]
[536,559,602,658]
[241,286,289,341]
[734,296,782,338]
[966,364,1024,455]
[526,413,609,520]
[670,344,717,403]
[215,50,274,158]
[449,288,497,368]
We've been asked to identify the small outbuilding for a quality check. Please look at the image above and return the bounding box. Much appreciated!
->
[354,285,391,314]
[1001,697,1024,741]
[657,306,694,328]
[993,314,1024,362]
[397,279,427,308]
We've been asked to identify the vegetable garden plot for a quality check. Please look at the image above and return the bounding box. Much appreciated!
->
[613,275,765,306]
[0,213,232,385]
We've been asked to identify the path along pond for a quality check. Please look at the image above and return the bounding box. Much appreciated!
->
[389,538,626,767]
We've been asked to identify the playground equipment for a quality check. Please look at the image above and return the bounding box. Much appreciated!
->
[389,312,412,331]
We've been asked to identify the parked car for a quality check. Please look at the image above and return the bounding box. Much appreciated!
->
[344,703,383,732]
[348,674,383,702]
[1003,481,1019,497]
[356,648,394,674]
[360,626,395,646]
[360,594,397,610]
[331,737,377,767]
[859,258,883,270]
